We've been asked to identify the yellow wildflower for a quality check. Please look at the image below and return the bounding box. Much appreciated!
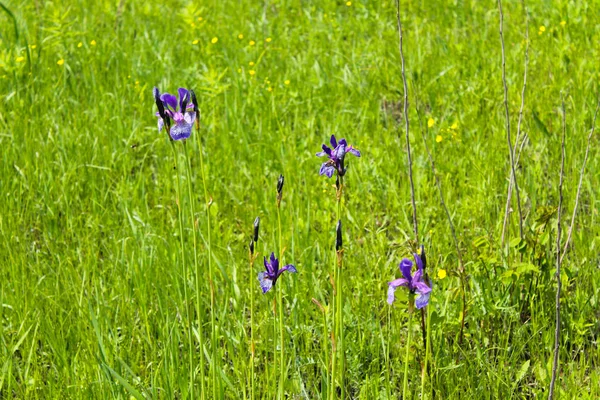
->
[560,21,566,27]
[16,56,25,62]
[284,80,290,85]
[428,118,435,128]
[249,40,256,46]
[238,34,244,39]
[57,59,64,66]
[77,42,83,48]
[266,37,272,43]
[436,135,443,143]
[91,40,97,46]
[437,269,447,279]
[249,70,256,76]
[193,39,199,45]
[249,61,255,66]
[211,37,218,44]
[346,1,352,6]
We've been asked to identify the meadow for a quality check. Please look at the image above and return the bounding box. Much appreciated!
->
[1,0,600,398]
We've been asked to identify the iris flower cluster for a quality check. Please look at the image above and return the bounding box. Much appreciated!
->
[387,247,432,309]
[154,87,197,141]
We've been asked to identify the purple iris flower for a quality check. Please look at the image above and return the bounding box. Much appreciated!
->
[316,135,361,178]
[387,253,432,309]
[154,87,196,141]
[258,252,297,294]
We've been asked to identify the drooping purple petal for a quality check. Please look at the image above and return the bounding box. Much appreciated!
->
[330,135,337,149]
[169,121,193,141]
[184,111,196,125]
[387,278,408,305]
[414,281,432,296]
[160,93,177,110]
[157,118,164,132]
[319,163,335,178]
[399,259,413,281]
[277,264,297,277]
[316,144,332,157]
[258,272,273,293]
[415,291,430,309]
[346,146,361,157]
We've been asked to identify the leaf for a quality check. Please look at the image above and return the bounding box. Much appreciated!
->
[517,359,530,382]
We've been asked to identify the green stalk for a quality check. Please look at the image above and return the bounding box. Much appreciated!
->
[337,175,344,400]
[183,141,206,399]
[196,133,217,398]
[249,252,255,400]
[277,204,284,399]
[403,306,413,400]
[421,304,431,399]
[170,142,194,398]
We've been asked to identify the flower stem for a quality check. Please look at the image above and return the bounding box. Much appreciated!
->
[196,133,217,398]
[249,252,255,400]
[183,141,206,399]
[170,142,195,398]
[336,176,344,400]
[277,204,285,399]
[403,307,413,400]
[421,304,431,399]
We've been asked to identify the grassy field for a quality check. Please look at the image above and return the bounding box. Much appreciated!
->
[1,0,600,398]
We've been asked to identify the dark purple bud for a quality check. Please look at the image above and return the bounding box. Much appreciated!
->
[335,220,342,251]
[253,217,260,242]
[277,174,284,194]
[249,239,255,255]
[190,90,199,114]
[420,245,427,271]
[335,175,340,191]
[153,87,166,120]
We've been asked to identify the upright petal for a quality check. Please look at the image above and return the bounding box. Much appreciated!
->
[258,272,273,293]
[333,144,347,161]
[178,88,190,112]
[338,138,348,146]
[399,258,413,281]
[316,144,332,157]
[160,93,177,110]
[269,252,279,274]
[412,267,423,284]
[330,135,338,148]
[419,245,427,270]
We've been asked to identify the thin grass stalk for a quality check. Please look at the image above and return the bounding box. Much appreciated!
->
[501,0,529,248]
[498,0,524,244]
[560,96,600,263]
[549,98,566,400]
[249,250,256,400]
[414,96,466,346]
[183,141,206,399]
[277,202,285,399]
[169,142,194,397]
[395,0,419,244]
[402,307,413,400]
[196,131,217,398]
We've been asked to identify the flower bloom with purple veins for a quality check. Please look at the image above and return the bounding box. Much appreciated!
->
[258,252,297,293]
[316,135,361,178]
[154,87,196,141]
[387,252,432,309]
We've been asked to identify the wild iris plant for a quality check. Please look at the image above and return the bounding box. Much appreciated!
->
[316,134,360,400]
[257,252,297,294]
[155,87,197,141]
[387,247,432,400]
[248,217,260,400]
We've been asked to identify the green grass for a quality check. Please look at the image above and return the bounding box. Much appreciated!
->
[1,0,600,398]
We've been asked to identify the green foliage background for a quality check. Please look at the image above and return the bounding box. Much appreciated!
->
[1,0,599,398]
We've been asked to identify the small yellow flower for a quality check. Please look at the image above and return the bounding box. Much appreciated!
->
[135,80,139,85]
[427,118,435,128]
[249,61,255,66]
[249,70,256,76]
[266,37,272,43]
[193,39,199,45]
[346,1,352,6]
[57,59,64,66]
[30,45,37,49]
[191,23,196,28]
[77,42,83,48]
[211,37,218,44]
[437,269,447,279]
[450,122,458,130]
[91,40,97,46]
[249,40,256,46]
[539,25,546,32]
[238,33,244,39]
[560,21,566,27]
[197,17,203,21]
[237,68,242,73]
[267,87,273,92]
[16,56,25,62]
[435,135,443,143]
[284,80,290,85]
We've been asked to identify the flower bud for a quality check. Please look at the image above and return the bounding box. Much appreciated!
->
[277,174,285,194]
[335,220,343,251]
[190,89,199,114]
[153,87,166,120]
[249,239,255,255]
[253,217,260,242]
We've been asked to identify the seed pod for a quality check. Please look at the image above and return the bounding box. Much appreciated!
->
[190,89,199,114]
[335,220,343,251]
[277,174,285,194]
[153,87,166,120]
[253,217,260,242]
[249,239,255,255]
